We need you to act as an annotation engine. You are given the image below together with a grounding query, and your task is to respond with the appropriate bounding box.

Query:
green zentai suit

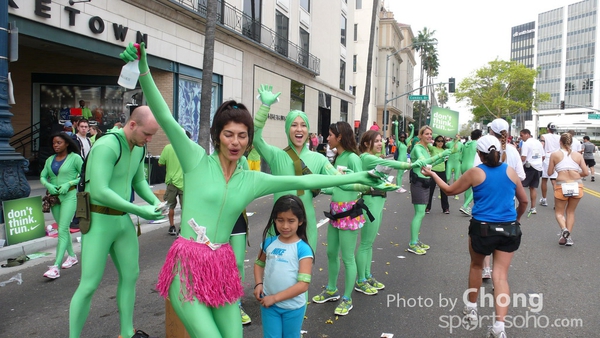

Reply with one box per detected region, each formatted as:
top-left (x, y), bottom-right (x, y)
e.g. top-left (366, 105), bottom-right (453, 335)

top-left (253, 108), bottom-right (367, 253)
top-left (40, 153), bottom-right (82, 267)
top-left (460, 139), bottom-right (478, 209)
top-left (393, 121), bottom-right (414, 182)
top-left (445, 139), bottom-right (464, 183)
top-left (69, 129), bottom-right (163, 338)
top-left (356, 153), bottom-right (413, 283)
top-left (128, 44), bottom-right (382, 338)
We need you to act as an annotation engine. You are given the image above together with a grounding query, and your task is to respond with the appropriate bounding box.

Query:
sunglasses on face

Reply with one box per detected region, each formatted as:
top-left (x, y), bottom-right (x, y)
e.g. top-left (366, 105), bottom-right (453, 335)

top-left (436, 139), bottom-right (444, 142)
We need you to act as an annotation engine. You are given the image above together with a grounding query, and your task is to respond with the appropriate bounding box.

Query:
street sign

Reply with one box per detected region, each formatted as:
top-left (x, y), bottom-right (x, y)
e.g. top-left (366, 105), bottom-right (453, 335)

top-left (409, 95), bottom-right (429, 101)
top-left (588, 113), bottom-right (600, 119)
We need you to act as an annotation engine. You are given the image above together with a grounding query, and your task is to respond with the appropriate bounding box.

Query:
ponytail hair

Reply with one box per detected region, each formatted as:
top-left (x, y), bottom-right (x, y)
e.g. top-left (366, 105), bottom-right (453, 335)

top-left (499, 130), bottom-right (508, 162)
top-left (560, 133), bottom-right (572, 155)
top-left (478, 148), bottom-right (501, 167)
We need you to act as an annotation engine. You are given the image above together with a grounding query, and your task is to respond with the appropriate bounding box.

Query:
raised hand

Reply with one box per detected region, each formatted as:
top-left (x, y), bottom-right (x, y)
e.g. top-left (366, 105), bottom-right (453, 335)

top-left (257, 84), bottom-right (281, 107)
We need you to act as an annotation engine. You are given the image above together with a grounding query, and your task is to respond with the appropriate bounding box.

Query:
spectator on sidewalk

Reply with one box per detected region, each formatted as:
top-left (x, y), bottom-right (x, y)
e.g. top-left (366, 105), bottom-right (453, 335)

top-left (519, 129), bottom-right (544, 215)
top-left (158, 130), bottom-right (191, 235)
top-left (582, 136), bottom-right (596, 181)
top-left (72, 118), bottom-right (92, 160)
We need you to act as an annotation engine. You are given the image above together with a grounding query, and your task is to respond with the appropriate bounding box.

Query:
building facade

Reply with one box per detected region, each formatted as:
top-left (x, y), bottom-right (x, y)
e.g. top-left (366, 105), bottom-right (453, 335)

top-left (8, 0), bottom-right (363, 173)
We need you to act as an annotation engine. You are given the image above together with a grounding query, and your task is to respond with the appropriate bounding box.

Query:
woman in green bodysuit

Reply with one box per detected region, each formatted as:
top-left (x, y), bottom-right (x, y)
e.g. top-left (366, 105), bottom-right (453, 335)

top-left (120, 43), bottom-right (386, 338)
top-left (407, 126), bottom-right (452, 255)
top-left (40, 132), bottom-right (83, 279)
top-left (356, 130), bottom-right (421, 293)
top-left (393, 121), bottom-right (414, 193)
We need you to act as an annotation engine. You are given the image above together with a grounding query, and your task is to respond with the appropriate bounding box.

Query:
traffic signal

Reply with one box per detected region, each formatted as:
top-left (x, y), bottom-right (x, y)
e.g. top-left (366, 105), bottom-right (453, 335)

top-left (560, 100), bottom-right (565, 110)
top-left (448, 78), bottom-right (455, 93)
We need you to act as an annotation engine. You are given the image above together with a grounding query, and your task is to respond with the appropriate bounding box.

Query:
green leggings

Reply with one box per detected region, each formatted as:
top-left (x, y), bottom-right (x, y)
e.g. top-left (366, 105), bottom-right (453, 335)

top-left (168, 276), bottom-right (242, 337)
top-left (410, 204), bottom-right (427, 244)
top-left (229, 234), bottom-right (246, 282)
top-left (462, 187), bottom-right (473, 209)
top-left (356, 196), bottom-right (385, 281)
top-left (69, 213), bottom-right (140, 338)
top-left (326, 224), bottom-right (359, 299)
top-left (51, 191), bottom-right (76, 267)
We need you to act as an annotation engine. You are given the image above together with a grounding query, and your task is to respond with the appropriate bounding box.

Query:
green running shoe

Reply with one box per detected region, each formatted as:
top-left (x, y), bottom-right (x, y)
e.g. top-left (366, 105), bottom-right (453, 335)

top-left (334, 297), bottom-right (353, 316)
top-left (354, 280), bottom-right (378, 295)
top-left (312, 288), bottom-right (340, 303)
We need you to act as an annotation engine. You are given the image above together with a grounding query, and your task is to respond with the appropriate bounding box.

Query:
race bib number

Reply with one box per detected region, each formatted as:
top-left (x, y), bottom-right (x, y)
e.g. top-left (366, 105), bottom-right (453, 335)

top-left (561, 182), bottom-right (579, 197)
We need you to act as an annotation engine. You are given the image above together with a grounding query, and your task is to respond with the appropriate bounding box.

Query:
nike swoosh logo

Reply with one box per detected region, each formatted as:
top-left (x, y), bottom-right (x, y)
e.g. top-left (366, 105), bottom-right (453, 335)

top-left (30, 224), bottom-right (41, 231)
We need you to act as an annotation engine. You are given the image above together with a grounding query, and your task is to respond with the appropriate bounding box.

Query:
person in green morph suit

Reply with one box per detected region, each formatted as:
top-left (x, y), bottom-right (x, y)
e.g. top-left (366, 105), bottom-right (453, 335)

top-left (121, 42), bottom-right (388, 338)
top-left (252, 85), bottom-right (393, 254)
top-left (69, 106), bottom-right (165, 338)
top-left (407, 126), bottom-right (454, 255)
top-left (459, 129), bottom-right (482, 216)
top-left (355, 130), bottom-right (422, 293)
top-left (392, 121), bottom-right (414, 193)
top-left (41, 132), bottom-right (83, 279)
top-left (445, 134), bottom-right (464, 200)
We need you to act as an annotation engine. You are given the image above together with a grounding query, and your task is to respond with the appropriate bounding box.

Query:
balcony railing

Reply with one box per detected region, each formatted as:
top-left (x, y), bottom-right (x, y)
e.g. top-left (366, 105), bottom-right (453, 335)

top-left (170, 0), bottom-right (320, 75)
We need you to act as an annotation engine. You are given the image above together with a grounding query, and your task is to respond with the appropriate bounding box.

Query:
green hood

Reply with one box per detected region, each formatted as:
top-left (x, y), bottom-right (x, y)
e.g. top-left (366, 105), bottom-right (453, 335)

top-left (285, 110), bottom-right (310, 150)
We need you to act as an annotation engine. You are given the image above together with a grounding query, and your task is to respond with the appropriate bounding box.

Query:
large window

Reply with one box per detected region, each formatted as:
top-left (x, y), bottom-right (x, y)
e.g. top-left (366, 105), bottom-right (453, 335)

top-left (340, 59), bottom-right (346, 90)
top-left (243, 0), bottom-right (262, 42)
top-left (340, 100), bottom-right (348, 122)
top-left (276, 10), bottom-right (289, 56)
top-left (300, 0), bottom-right (310, 12)
top-left (299, 28), bottom-right (310, 67)
top-left (291, 80), bottom-right (305, 111)
top-left (340, 15), bottom-right (347, 46)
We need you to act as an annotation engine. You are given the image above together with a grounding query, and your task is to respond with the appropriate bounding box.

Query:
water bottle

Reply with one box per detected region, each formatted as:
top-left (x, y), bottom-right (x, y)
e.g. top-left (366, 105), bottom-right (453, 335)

top-left (118, 59), bottom-right (140, 89)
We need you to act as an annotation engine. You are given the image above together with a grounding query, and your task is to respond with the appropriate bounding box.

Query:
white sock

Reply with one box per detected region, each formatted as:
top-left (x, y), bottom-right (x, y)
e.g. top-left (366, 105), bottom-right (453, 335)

top-left (493, 321), bottom-right (505, 332)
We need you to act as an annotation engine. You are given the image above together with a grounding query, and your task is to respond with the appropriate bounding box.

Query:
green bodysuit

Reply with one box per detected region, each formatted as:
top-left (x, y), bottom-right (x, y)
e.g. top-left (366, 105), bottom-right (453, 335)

top-left (460, 139), bottom-right (478, 209)
top-left (445, 139), bottom-right (464, 183)
top-left (356, 153), bottom-right (413, 282)
top-left (69, 129), bottom-right (163, 338)
top-left (40, 153), bottom-right (82, 267)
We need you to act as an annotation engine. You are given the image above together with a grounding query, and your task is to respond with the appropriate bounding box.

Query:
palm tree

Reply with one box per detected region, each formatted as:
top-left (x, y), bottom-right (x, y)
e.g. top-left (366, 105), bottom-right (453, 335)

top-left (413, 28), bottom-right (438, 127)
top-left (436, 84), bottom-right (448, 108)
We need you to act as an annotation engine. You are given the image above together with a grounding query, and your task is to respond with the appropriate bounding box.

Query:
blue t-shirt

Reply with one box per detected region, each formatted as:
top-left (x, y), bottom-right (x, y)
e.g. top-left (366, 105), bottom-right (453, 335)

top-left (472, 163), bottom-right (517, 223)
top-left (262, 236), bottom-right (313, 310)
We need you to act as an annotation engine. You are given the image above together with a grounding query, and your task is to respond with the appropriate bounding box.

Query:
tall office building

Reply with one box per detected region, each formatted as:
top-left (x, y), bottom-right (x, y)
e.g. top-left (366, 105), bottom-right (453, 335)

top-left (510, 21), bottom-right (536, 128)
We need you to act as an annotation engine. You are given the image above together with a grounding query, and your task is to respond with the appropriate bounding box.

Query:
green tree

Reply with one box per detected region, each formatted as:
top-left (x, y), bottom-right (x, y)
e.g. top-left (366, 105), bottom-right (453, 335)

top-left (413, 27), bottom-right (439, 126)
top-left (412, 101), bottom-right (429, 128)
top-left (455, 60), bottom-right (550, 122)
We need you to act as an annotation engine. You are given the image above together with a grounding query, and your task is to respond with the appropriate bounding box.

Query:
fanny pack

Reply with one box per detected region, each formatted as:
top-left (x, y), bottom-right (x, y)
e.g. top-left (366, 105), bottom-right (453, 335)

top-left (560, 181), bottom-right (579, 197)
top-left (324, 198), bottom-right (375, 222)
top-left (469, 219), bottom-right (522, 238)
top-left (409, 169), bottom-right (431, 188)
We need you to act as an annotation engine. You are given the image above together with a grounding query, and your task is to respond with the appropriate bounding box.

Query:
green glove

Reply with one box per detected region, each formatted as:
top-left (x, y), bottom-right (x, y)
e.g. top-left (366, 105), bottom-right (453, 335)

top-left (57, 183), bottom-right (72, 195)
top-left (409, 124), bottom-right (414, 130)
top-left (441, 149), bottom-right (452, 158)
top-left (257, 84), bottom-right (281, 107)
top-left (120, 42), bottom-right (149, 74)
top-left (372, 182), bottom-right (399, 192)
top-left (46, 184), bottom-right (59, 195)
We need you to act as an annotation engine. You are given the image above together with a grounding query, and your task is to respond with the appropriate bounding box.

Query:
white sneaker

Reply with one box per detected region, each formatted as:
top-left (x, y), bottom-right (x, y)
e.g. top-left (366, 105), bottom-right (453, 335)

top-left (539, 198), bottom-right (548, 206)
top-left (482, 267), bottom-right (492, 279)
top-left (61, 256), bottom-right (78, 269)
top-left (395, 187), bottom-right (407, 193)
top-left (43, 265), bottom-right (60, 279)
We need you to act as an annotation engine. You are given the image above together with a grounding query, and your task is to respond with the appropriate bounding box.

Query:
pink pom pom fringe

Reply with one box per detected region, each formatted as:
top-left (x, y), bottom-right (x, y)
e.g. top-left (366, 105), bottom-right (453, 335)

top-left (157, 237), bottom-right (243, 307)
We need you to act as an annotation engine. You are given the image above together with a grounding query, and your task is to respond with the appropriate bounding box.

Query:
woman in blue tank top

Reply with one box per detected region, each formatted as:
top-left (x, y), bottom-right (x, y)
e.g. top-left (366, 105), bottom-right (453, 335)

top-left (421, 135), bottom-right (528, 338)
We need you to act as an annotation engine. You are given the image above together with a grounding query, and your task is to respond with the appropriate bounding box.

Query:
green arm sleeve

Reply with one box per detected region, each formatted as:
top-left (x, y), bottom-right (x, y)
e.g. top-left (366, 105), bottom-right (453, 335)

top-left (67, 155), bottom-right (84, 187)
top-left (132, 159), bottom-right (160, 206)
top-left (253, 105), bottom-right (283, 165)
top-left (362, 153), bottom-right (412, 170)
top-left (86, 144), bottom-right (145, 215)
top-left (320, 160), bottom-right (369, 192)
top-left (39, 158), bottom-right (51, 187)
top-left (138, 70), bottom-right (199, 174)
top-left (252, 171), bottom-right (374, 197)
top-left (240, 156), bottom-right (249, 170)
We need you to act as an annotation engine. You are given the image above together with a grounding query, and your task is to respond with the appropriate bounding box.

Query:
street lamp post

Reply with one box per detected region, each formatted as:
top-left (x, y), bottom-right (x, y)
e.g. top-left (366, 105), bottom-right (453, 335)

top-left (383, 42), bottom-right (436, 138)
top-left (0, 6), bottom-right (30, 219)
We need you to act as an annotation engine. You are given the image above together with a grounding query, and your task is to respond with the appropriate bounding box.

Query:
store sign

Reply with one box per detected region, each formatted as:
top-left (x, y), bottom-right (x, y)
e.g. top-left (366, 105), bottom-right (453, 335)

top-left (9, 0), bottom-right (149, 46)
top-left (3, 196), bottom-right (46, 246)
top-left (430, 107), bottom-right (459, 137)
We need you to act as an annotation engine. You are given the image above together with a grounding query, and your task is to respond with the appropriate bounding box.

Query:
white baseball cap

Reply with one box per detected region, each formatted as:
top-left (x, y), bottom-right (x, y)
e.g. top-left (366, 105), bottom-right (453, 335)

top-left (490, 118), bottom-right (509, 135)
top-left (477, 135), bottom-right (502, 154)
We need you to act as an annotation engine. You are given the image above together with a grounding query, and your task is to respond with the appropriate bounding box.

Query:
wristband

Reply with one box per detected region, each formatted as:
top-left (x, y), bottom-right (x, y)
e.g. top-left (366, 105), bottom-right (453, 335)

top-left (254, 259), bottom-right (265, 268)
top-left (254, 282), bottom-right (263, 289)
top-left (297, 273), bottom-right (311, 283)
top-left (140, 69), bottom-right (150, 77)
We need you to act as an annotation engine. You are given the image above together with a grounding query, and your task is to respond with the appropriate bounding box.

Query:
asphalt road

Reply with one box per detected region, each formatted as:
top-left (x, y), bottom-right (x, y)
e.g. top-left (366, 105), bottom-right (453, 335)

top-left (1, 173), bottom-right (599, 337)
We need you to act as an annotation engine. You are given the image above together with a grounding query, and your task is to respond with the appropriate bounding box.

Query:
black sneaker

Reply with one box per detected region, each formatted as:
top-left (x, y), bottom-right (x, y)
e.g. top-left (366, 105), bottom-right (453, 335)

top-left (168, 226), bottom-right (177, 236)
top-left (131, 329), bottom-right (156, 338)
top-left (592, 177), bottom-right (595, 182)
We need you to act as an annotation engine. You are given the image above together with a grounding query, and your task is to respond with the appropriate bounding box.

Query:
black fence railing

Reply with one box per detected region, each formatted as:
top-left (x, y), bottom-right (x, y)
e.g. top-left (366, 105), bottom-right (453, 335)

top-left (170, 0), bottom-right (320, 75)
top-left (10, 121), bottom-right (40, 159)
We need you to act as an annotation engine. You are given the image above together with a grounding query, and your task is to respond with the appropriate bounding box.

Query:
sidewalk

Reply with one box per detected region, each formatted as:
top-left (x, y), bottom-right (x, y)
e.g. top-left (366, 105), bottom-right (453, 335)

top-left (0, 179), bottom-right (176, 267)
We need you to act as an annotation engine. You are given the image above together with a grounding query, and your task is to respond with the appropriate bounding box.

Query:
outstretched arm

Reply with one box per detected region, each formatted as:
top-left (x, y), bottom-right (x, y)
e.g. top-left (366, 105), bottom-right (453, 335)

top-left (362, 152), bottom-right (414, 170)
top-left (120, 43), bottom-right (199, 173)
top-left (253, 85), bottom-right (282, 164)
top-left (406, 124), bottom-right (415, 148)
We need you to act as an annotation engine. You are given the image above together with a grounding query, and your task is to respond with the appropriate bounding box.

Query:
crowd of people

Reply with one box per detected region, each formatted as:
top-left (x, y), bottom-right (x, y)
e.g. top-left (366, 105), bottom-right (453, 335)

top-left (36, 42), bottom-right (596, 338)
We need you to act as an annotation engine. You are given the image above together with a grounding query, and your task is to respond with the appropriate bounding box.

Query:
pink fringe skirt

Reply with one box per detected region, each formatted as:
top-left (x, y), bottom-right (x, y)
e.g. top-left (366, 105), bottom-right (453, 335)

top-left (156, 237), bottom-right (243, 307)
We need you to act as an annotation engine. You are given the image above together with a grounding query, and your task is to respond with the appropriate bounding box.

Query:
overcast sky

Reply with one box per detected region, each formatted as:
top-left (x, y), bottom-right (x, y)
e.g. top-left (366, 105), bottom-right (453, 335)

top-left (387, 0), bottom-right (578, 124)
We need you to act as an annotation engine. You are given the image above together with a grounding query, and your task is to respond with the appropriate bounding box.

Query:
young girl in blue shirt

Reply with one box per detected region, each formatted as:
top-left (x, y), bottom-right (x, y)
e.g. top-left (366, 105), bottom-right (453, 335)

top-left (254, 195), bottom-right (314, 338)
